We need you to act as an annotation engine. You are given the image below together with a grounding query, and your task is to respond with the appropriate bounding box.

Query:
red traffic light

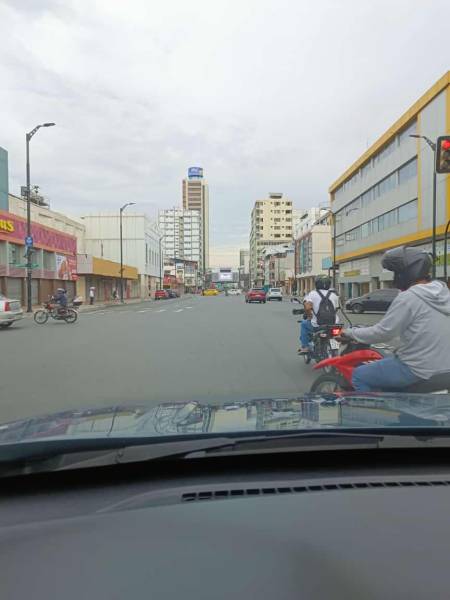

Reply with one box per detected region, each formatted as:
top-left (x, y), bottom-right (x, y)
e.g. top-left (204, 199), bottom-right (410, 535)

top-left (436, 136), bottom-right (450, 174)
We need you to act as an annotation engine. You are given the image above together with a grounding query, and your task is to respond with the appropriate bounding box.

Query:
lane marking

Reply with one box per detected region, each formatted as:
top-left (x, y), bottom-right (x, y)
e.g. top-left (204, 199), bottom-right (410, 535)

top-left (156, 309), bottom-right (166, 313)
top-left (185, 306), bottom-right (193, 309)
top-left (174, 309), bottom-right (183, 313)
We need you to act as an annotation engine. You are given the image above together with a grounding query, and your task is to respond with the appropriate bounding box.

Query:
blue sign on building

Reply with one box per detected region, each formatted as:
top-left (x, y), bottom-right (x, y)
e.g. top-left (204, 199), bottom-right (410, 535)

top-left (188, 167), bottom-right (203, 179)
top-left (322, 256), bottom-right (333, 270)
top-left (0, 147), bottom-right (9, 212)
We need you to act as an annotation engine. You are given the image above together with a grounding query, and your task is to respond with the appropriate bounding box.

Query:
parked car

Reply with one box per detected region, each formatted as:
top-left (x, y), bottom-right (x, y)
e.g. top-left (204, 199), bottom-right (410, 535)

top-left (345, 288), bottom-right (399, 313)
top-left (245, 288), bottom-right (266, 304)
top-left (0, 294), bottom-right (23, 328)
top-left (154, 289), bottom-right (169, 300)
top-left (203, 289), bottom-right (219, 296)
top-left (266, 287), bottom-right (283, 302)
top-left (167, 290), bottom-right (179, 298)
top-left (228, 288), bottom-right (242, 296)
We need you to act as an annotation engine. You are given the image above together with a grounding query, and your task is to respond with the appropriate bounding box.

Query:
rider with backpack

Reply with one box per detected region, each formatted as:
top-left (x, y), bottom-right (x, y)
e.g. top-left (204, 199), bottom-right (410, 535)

top-left (299, 277), bottom-right (339, 354)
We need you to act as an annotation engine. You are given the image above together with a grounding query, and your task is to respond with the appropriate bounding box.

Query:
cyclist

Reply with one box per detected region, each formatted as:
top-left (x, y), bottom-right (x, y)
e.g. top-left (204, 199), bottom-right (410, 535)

top-left (299, 276), bottom-right (340, 354)
top-left (342, 246), bottom-right (450, 391)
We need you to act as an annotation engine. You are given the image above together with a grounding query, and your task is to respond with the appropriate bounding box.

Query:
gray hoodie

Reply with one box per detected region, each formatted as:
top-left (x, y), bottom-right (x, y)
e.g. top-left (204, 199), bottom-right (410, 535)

top-left (347, 281), bottom-right (450, 379)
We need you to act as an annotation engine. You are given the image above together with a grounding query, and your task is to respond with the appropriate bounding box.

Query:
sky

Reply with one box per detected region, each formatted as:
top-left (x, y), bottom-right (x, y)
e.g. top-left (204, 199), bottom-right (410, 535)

top-left (0, 0), bottom-right (449, 267)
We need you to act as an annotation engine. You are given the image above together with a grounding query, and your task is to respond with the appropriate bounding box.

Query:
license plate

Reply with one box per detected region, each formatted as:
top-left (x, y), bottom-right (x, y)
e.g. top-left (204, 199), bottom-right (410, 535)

top-left (10, 302), bottom-right (21, 311)
top-left (330, 339), bottom-right (340, 350)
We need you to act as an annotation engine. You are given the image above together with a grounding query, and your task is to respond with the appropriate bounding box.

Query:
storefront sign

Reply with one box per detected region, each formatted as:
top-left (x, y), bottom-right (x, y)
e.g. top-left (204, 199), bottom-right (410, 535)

top-left (0, 210), bottom-right (76, 254)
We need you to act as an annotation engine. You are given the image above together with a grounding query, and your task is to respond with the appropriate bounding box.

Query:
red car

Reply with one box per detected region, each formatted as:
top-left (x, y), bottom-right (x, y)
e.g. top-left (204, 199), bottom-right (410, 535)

top-left (154, 290), bottom-right (169, 300)
top-left (245, 288), bottom-right (266, 304)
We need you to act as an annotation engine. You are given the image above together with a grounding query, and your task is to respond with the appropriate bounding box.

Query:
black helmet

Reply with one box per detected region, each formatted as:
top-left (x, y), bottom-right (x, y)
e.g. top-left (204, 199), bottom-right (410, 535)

top-left (381, 246), bottom-right (432, 290)
top-left (315, 276), bottom-right (331, 291)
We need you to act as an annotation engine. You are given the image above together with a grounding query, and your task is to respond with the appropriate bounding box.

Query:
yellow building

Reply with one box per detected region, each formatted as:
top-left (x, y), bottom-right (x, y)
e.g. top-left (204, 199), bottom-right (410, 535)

top-left (329, 72), bottom-right (450, 299)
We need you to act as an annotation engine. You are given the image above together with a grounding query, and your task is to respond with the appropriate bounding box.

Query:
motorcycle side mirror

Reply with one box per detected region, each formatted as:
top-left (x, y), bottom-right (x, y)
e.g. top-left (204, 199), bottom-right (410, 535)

top-left (292, 308), bottom-right (304, 315)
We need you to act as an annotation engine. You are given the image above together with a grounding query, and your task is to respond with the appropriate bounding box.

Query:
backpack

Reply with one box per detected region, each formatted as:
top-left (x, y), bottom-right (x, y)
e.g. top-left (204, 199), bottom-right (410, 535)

top-left (315, 290), bottom-right (336, 325)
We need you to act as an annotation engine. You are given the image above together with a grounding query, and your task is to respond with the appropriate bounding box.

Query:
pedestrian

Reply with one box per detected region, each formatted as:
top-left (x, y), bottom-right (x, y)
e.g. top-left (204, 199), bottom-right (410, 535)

top-left (89, 286), bottom-right (95, 305)
top-left (112, 288), bottom-right (118, 301)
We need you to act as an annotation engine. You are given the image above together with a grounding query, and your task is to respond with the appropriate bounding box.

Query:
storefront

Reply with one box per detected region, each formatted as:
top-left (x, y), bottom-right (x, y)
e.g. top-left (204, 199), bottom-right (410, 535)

top-left (0, 210), bottom-right (78, 305)
top-left (77, 254), bottom-right (139, 301)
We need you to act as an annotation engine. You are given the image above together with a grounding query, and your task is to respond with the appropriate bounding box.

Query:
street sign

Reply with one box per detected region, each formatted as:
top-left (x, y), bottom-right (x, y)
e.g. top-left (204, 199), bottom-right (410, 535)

top-left (25, 236), bottom-right (33, 247)
top-left (13, 263), bottom-right (39, 269)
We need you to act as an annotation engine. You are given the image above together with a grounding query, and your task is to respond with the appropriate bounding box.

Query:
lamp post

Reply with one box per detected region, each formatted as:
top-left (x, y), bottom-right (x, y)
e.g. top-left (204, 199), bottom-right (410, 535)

top-left (410, 134), bottom-right (437, 278)
top-left (158, 234), bottom-right (164, 290)
top-left (119, 202), bottom-right (135, 303)
top-left (25, 122), bottom-right (55, 312)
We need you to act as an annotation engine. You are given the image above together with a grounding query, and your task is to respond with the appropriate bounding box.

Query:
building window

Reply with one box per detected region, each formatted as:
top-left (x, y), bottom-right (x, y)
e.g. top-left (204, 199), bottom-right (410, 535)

top-left (398, 199), bottom-right (418, 223)
top-left (398, 158), bottom-right (417, 185)
top-left (398, 120), bottom-right (417, 146)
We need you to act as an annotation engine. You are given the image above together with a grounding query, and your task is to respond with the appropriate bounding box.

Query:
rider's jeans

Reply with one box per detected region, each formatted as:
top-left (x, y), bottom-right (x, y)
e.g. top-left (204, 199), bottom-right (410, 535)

top-left (300, 319), bottom-right (319, 348)
top-left (352, 356), bottom-right (423, 392)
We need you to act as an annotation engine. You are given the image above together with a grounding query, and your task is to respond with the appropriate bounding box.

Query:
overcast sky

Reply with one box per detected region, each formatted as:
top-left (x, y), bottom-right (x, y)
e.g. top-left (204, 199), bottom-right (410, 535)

top-left (1, 0), bottom-right (448, 266)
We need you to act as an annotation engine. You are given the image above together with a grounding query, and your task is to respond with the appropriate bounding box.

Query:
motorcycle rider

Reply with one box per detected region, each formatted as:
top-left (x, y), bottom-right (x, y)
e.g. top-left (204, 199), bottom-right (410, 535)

top-left (299, 276), bottom-right (340, 354)
top-left (52, 288), bottom-right (68, 314)
top-left (342, 246), bottom-right (450, 391)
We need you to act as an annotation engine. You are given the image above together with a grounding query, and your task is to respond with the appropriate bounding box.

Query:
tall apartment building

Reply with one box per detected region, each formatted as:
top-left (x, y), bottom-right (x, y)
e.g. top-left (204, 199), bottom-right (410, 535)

top-left (182, 167), bottom-right (209, 272)
top-left (249, 193), bottom-right (294, 285)
top-left (159, 208), bottom-right (201, 265)
top-left (330, 71), bottom-right (450, 300)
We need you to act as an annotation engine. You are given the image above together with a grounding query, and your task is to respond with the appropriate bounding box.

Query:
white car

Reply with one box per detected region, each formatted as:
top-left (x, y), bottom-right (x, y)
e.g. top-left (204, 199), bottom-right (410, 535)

top-left (266, 288), bottom-right (283, 301)
top-left (0, 294), bottom-right (24, 328)
top-left (228, 288), bottom-right (242, 295)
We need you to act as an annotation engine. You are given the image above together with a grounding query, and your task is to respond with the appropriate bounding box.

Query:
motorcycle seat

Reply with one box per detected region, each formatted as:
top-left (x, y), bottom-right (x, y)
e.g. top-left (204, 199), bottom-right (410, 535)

top-left (404, 372), bottom-right (450, 393)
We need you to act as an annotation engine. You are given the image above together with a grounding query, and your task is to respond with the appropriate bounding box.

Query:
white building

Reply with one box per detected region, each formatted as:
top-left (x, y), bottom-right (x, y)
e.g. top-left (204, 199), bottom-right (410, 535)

top-left (81, 212), bottom-right (162, 298)
top-left (295, 209), bottom-right (332, 295)
top-left (262, 243), bottom-right (295, 293)
top-left (159, 208), bottom-right (201, 266)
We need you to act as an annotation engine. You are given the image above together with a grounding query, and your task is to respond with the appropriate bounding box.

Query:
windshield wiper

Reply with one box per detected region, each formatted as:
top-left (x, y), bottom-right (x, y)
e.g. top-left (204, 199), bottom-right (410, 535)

top-left (2, 429), bottom-right (450, 477)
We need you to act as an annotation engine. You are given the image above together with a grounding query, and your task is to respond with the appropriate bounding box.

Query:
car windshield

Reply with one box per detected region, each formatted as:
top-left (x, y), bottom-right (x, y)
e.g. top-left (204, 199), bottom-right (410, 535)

top-left (1, 2), bottom-right (450, 457)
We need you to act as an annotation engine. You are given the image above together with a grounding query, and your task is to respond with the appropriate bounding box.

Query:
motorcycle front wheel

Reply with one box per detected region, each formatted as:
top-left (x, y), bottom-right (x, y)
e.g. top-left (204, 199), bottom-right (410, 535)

top-left (63, 309), bottom-right (78, 324)
top-left (34, 310), bottom-right (49, 324)
top-left (310, 373), bottom-right (350, 393)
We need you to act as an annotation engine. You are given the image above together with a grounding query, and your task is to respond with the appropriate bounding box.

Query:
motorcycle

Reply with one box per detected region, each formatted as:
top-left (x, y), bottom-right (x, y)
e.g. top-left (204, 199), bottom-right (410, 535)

top-left (310, 337), bottom-right (450, 395)
top-left (34, 301), bottom-right (78, 325)
top-left (293, 305), bottom-right (342, 366)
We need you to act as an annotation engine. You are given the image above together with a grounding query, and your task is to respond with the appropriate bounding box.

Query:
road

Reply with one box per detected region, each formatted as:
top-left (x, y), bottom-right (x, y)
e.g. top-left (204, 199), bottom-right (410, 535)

top-left (0, 295), bottom-right (380, 423)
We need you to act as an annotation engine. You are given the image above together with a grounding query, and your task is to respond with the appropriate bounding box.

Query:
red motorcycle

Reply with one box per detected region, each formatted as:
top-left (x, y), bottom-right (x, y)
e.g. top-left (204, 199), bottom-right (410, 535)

top-left (310, 338), bottom-right (450, 394)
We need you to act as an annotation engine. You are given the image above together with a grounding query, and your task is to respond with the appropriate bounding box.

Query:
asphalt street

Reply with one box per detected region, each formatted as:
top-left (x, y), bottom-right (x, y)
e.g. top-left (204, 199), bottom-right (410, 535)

top-left (0, 295), bottom-right (380, 423)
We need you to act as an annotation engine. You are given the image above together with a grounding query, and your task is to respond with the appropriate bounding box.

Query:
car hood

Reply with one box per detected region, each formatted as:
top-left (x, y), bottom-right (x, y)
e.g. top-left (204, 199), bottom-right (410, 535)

top-left (1, 394), bottom-right (450, 444)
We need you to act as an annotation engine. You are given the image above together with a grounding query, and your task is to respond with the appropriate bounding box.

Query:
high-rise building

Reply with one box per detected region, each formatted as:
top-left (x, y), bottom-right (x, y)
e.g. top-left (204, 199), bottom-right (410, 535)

top-left (159, 207), bottom-right (201, 266)
top-left (182, 167), bottom-right (209, 272)
top-left (239, 249), bottom-right (250, 273)
top-left (249, 193), bottom-right (294, 285)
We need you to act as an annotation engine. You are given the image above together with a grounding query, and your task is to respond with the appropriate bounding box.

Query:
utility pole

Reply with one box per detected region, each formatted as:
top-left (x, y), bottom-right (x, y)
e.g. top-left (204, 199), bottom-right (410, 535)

top-left (25, 123), bottom-right (55, 312)
top-left (119, 202), bottom-right (135, 303)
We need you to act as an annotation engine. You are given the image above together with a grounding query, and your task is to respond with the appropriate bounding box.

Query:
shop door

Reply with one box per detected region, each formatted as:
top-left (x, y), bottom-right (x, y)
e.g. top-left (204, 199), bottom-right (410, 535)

top-left (6, 278), bottom-right (23, 303)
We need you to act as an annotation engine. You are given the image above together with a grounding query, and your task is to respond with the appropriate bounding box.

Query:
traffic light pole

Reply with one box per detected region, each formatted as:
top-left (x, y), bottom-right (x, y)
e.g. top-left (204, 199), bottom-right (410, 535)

top-left (332, 211), bottom-right (336, 290)
top-left (431, 164), bottom-right (437, 279)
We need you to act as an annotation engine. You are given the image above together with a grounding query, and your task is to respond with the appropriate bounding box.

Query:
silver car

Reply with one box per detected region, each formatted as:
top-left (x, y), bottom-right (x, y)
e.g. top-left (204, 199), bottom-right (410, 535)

top-left (266, 287), bottom-right (283, 301)
top-left (0, 294), bottom-right (24, 328)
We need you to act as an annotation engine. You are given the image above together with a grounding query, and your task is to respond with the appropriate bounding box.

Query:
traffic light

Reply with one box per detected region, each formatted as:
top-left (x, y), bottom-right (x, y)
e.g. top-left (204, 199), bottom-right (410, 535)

top-left (436, 136), bottom-right (450, 173)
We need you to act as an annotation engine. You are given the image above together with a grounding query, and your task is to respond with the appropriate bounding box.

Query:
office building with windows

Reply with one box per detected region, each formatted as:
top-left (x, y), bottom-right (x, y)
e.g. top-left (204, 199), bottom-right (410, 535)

top-left (182, 168), bottom-right (209, 272)
top-left (249, 193), bottom-right (294, 286)
top-left (330, 71), bottom-right (450, 299)
top-left (159, 208), bottom-right (201, 266)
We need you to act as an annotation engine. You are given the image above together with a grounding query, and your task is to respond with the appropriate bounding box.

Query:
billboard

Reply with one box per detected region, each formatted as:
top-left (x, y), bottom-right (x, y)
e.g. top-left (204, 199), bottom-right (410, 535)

top-left (188, 167), bottom-right (203, 178)
top-left (219, 269), bottom-right (233, 282)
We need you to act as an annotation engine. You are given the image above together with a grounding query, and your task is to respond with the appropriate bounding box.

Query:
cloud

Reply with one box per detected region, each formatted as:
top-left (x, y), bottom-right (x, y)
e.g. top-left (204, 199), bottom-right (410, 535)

top-left (1, 0), bottom-right (448, 261)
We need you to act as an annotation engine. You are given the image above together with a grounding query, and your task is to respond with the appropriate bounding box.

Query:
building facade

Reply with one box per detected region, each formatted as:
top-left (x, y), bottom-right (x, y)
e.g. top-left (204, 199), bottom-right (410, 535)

top-left (262, 244), bottom-right (295, 293)
top-left (0, 147), bottom-right (8, 212)
top-left (81, 212), bottom-right (162, 298)
top-left (182, 168), bottom-right (209, 272)
top-left (159, 207), bottom-right (201, 266)
top-left (330, 71), bottom-right (450, 300)
top-left (294, 210), bottom-right (332, 295)
top-left (249, 193), bottom-right (294, 286)
top-left (239, 248), bottom-right (250, 289)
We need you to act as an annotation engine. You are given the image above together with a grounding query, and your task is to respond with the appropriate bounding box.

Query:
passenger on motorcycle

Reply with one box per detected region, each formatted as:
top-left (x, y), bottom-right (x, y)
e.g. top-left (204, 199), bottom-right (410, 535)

top-left (342, 246), bottom-right (450, 392)
top-left (299, 277), bottom-right (340, 354)
top-left (52, 288), bottom-right (68, 314)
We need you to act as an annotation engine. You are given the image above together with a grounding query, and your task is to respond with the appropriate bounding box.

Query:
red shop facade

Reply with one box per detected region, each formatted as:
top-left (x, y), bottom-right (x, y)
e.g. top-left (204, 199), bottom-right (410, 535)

top-left (0, 210), bottom-right (78, 306)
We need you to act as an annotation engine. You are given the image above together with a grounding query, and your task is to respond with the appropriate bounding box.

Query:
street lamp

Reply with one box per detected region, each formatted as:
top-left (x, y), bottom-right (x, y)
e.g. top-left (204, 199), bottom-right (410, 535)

top-left (25, 122), bottom-right (55, 312)
top-left (410, 134), bottom-right (437, 278)
top-left (119, 202), bottom-right (135, 303)
top-left (158, 234), bottom-right (164, 290)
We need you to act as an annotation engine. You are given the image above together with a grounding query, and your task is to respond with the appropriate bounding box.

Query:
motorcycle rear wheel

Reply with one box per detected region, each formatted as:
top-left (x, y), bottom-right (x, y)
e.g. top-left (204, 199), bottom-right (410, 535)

top-left (310, 373), bottom-right (350, 393)
top-left (64, 309), bottom-right (78, 324)
top-left (34, 310), bottom-right (49, 324)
